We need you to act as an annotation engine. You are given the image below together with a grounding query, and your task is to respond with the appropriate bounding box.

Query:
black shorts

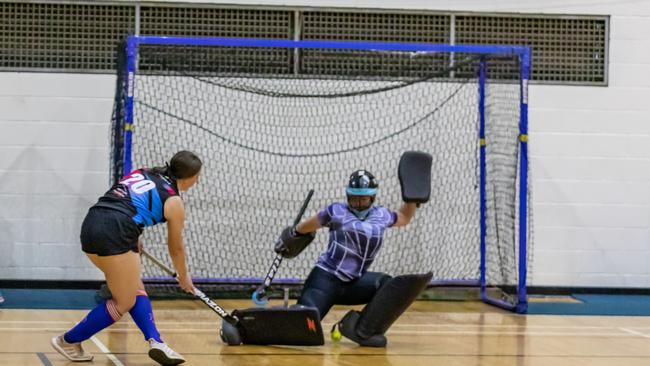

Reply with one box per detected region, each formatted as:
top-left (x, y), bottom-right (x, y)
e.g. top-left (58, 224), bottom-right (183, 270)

top-left (80, 207), bottom-right (143, 256)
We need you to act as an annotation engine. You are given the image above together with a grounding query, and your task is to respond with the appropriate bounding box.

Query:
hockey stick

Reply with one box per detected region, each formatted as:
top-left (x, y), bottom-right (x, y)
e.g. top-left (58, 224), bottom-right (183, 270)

top-left (251, 189), bottom-right (314, 306)
top-left (141, 248), bottom-right (239, 325)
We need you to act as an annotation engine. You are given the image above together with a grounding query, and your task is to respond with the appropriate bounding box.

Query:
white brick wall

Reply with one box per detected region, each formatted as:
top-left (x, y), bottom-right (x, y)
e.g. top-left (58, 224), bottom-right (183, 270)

top-left (1, 0), bottom-right (649, 287)
top-left (0, 73), bottom-right (115, 281)
top-left (520, 1), bottom-right (649, 287)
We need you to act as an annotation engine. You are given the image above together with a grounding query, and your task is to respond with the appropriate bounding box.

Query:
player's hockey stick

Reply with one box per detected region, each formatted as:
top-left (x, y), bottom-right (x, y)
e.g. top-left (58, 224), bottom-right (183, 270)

top-left (251, 189), bottom-right (314, 306)
top-left (141, 248), bottom-right (239, 325)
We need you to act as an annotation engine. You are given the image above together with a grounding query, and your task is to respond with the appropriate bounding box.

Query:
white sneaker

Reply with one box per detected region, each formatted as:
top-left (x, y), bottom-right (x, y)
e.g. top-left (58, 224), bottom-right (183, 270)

top-left (148, 339), bottom-right (185, 366)
top-left (51, 335), bottom-right (93, 362)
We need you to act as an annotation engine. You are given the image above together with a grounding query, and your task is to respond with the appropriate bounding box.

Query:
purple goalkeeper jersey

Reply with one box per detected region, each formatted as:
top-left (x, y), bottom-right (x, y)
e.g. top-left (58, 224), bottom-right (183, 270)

top-left (316, 202), bottom-right (398, 282)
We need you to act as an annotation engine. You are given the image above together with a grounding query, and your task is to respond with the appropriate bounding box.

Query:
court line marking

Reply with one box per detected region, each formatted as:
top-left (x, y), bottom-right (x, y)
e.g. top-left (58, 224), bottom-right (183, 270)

top-left (3, 319), bottom-right (648, 330)
top-left (6, 321), bottom-right (650, 339)
top-left (619, 327), bottom-right (650, 338)
top-left (0, 327), bottom-right (644, 338)
top-left (36, 352), bottom-right (53, 366)
top-left (4, 351), bottom-right (650, 358)
top-left (90, 336), bottom-right (125, 366)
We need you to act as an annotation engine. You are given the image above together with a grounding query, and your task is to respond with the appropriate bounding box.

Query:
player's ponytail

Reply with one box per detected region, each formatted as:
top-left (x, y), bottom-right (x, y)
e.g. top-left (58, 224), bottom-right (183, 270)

top-left (147, 151), bottom-right (202, 179)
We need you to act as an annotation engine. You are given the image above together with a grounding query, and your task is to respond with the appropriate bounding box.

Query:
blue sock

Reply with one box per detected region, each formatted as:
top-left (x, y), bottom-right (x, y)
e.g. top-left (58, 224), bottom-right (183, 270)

top-left (129, 291), bottom-right (162, 342)
top-left (64, 300), bottom-right (122, 343)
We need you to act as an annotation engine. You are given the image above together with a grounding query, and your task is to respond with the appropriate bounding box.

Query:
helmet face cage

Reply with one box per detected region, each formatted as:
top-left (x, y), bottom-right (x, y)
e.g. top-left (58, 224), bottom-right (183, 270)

top-left (346, 170), bottom-right (378, 212)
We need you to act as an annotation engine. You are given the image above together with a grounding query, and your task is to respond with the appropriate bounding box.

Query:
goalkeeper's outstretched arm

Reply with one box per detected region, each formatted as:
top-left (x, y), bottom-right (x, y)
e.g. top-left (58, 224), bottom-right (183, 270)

top-left (295, 214), bottom-right (322, 234)
top-left (393, 202), bottom-right (417, 228)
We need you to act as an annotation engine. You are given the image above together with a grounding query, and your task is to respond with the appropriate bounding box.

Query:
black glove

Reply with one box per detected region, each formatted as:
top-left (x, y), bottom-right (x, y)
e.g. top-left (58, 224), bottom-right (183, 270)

top-left (274, 226), bottom-right (315, 259)
top-left (398, 151), bottom-right (432, 204)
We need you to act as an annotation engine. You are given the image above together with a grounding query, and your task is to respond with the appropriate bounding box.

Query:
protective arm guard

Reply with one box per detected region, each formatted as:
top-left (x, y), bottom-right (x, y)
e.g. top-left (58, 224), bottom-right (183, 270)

top-left (274, 226), bottom-right (315, 259)
top-left (398, 151), bottom-right (432, 204)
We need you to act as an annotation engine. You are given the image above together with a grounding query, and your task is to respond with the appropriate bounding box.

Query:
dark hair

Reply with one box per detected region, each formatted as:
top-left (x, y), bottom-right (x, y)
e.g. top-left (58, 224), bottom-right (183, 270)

top-left (149, 150), bottom-right (202, 179)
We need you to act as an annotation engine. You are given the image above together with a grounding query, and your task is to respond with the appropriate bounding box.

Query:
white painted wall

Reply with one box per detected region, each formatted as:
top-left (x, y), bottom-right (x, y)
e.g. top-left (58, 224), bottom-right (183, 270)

top-left (0, 74), bottom-right (115, 280)
top-left (1, 0), bottom-right (648, 287)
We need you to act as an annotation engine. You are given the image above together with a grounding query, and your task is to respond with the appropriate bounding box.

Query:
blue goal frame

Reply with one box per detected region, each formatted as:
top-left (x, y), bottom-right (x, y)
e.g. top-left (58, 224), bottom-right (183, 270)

top-left (121, 35), bottom-right (531, 314)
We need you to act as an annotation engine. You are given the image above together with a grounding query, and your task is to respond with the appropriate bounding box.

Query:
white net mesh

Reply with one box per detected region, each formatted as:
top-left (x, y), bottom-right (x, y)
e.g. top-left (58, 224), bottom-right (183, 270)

top-left (113, 43), bottom-right (532, 301)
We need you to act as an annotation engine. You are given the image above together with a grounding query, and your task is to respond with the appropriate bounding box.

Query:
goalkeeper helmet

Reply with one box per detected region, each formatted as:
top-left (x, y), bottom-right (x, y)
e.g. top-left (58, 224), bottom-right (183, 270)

top-left (346, 170), bottom-right (378, 196)
top-left (346, 170), bottom-right (378, 219)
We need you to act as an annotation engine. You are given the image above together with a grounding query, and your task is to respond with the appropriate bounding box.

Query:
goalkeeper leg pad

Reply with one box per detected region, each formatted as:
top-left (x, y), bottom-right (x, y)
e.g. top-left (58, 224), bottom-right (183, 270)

top-left (356, 272), bottom-right (433, 338)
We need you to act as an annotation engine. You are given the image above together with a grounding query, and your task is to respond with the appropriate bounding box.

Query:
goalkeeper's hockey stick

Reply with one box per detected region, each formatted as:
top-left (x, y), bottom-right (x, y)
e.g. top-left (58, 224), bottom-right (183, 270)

top-left (251, 189), bottom-right (314, 306)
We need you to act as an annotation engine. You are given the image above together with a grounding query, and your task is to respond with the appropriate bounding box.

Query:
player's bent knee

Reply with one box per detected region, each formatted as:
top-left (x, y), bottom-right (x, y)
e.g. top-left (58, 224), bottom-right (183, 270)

top-left (112, 295), bottom-right (137, 315)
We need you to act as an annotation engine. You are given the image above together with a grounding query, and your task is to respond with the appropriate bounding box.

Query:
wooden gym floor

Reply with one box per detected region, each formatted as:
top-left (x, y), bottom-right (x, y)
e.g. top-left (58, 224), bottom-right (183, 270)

top-left (2, 299), bottom-right (650, 366)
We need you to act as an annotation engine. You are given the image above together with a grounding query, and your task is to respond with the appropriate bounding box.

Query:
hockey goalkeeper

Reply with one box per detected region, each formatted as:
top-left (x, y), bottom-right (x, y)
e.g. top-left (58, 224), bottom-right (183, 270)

top-left (273, 151), bottom-right (434, 347)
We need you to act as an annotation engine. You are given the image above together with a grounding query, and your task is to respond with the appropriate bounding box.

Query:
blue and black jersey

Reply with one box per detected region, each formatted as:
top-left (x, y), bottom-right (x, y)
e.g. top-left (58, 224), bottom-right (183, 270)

top-left (93, 169), bottom-right (179, 228)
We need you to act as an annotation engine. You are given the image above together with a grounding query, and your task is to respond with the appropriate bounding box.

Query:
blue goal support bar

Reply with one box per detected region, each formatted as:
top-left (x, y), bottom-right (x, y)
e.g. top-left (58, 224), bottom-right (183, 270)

top-left (121, 35), bottom-right (531, 313)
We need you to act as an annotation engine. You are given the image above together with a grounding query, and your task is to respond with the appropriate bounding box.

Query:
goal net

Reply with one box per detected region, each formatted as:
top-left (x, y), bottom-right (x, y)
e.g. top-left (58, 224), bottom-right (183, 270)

top-left (111, 37), bottom-right (532, 312)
